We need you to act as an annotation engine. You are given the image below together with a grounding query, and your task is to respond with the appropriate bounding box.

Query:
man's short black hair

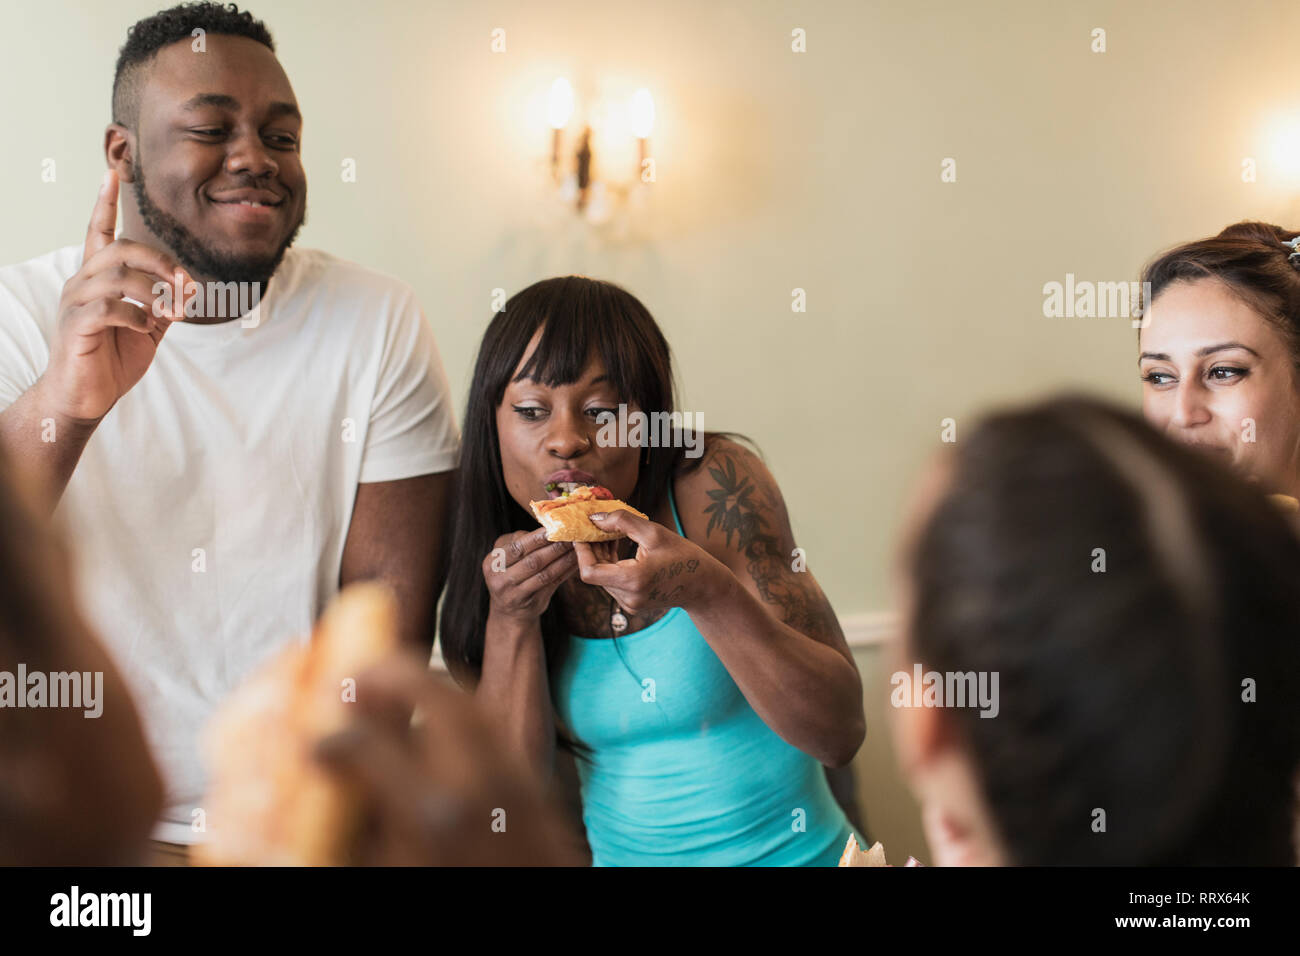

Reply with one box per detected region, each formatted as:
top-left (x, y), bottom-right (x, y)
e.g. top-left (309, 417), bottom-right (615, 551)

top-left (112, 2), bottom-right (275, 128)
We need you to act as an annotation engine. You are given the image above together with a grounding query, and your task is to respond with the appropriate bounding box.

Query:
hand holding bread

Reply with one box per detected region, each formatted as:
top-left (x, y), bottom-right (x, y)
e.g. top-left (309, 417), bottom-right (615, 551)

top-left (569, 504), bottom-right (731, 617)
top-left (481, 526), bottom-right (580, 622)
top-left (310, 653), bottom-right (585, 866)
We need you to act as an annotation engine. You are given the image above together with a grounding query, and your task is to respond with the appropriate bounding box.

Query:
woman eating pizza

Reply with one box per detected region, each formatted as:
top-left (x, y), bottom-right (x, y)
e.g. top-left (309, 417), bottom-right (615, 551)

top-left (438, 276), bottom-right (865, 866)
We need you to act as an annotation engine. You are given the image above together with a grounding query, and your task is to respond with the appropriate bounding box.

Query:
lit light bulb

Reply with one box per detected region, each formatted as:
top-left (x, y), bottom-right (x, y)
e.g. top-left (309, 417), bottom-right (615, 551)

top-left (548, 78), bottom-right (575, 130)
top-left (1262, 109), bottom-right (1300, 186)
top-left (629, 88), bottom-right (655, 139)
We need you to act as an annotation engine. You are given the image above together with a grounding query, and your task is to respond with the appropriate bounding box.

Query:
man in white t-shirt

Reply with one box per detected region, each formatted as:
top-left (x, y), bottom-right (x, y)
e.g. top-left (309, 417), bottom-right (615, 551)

top-left (0, 5), bottom-right (459, 852)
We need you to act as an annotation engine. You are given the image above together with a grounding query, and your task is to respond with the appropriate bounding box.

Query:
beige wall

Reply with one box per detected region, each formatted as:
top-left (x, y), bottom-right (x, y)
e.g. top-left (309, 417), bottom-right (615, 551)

top-left (6, 0), bottom-right (1300, 862)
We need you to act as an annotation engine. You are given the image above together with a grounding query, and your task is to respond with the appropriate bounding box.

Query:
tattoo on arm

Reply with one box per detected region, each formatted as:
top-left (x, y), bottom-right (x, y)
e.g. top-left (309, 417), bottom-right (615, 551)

top-left (646, 559), bottom-right (698, 603)
top-left (702, 452), bottom-right (836, 641)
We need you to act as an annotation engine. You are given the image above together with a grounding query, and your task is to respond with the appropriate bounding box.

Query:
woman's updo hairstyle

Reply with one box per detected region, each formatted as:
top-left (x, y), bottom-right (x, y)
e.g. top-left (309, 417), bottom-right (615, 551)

top-left (1140, 221), bottom-right (1300, 368)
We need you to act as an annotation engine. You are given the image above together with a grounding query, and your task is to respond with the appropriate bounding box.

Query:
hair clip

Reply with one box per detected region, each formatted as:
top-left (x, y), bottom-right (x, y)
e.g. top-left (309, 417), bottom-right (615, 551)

top-left (1286, 236), bottom-right (1300, 263)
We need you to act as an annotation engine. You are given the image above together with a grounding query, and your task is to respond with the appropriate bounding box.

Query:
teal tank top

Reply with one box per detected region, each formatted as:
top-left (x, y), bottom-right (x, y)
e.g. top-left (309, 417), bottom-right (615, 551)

top-left (551, 485), bottom-right (857, 866)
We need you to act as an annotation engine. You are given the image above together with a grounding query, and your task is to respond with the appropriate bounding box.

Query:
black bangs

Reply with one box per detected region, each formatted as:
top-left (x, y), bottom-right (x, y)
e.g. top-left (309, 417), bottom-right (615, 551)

top-left (507, 277), bottom-right (672, 415)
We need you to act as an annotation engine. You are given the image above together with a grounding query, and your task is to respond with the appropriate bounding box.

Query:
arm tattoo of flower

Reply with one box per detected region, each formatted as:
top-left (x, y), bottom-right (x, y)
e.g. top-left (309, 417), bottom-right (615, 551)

top-left (702, 452), bottom-right (834, 641)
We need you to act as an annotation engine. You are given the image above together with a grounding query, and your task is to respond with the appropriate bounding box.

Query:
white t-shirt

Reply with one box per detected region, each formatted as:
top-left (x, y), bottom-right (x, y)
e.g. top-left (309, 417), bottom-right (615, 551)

top-left (0, 246), bottom-right (460, 843)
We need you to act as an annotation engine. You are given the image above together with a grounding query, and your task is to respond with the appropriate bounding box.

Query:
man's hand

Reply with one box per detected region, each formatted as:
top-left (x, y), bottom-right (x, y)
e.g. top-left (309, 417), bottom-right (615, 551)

top-left (41, 169), bottom-right (193, 424)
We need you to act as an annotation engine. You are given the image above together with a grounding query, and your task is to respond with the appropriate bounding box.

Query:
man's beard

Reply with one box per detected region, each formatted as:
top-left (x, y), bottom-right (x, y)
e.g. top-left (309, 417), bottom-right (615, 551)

top-left (133, 164), bottom-right (305, 287)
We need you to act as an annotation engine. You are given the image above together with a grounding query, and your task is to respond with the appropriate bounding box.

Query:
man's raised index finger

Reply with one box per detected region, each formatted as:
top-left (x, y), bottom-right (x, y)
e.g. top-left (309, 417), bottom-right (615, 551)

top-left (84, 169), bottom-right (119, 260)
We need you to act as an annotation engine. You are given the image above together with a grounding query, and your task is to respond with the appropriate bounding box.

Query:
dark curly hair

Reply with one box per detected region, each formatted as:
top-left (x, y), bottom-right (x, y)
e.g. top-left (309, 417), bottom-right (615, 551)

top-left (112, 3), bottom-right (275, 128)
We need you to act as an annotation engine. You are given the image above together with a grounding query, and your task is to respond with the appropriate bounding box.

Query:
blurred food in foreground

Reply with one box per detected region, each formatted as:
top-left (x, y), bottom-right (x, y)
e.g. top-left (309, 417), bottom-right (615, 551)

top-left (197, 582), bottom-right (582, 866)
top-left (311, 654), bottom-right (586, 866)
top-left (196, 582), bottom-right (399, 865)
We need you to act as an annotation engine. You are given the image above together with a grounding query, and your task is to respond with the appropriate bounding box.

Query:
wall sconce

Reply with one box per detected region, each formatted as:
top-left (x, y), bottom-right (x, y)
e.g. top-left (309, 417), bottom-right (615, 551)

top-left (546, 77), bottom-right (655, 225)
top-left (548, 77), bottom-right (575, 178)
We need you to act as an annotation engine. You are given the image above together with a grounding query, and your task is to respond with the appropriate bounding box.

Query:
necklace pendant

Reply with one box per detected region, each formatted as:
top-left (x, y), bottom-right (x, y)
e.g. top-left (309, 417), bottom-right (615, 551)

top-left (610, 609), bottom-right (629, 633)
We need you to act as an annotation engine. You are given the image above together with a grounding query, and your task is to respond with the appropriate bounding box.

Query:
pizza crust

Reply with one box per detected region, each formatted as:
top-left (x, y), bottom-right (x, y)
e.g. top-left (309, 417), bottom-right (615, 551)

top-left (528, 497), bottom-right (648, 542)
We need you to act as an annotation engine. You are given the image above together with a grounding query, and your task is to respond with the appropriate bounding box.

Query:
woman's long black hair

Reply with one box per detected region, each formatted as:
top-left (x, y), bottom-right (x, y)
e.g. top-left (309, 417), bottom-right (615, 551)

top-left (438, 276), bottom-right (710, 701)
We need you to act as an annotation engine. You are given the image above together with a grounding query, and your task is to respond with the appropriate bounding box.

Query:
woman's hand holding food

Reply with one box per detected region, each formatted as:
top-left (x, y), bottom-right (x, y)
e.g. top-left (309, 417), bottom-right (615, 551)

top-left (573, 509), bottom-right (734, 614)
top-left (481, 527), bottom-right (579, 622)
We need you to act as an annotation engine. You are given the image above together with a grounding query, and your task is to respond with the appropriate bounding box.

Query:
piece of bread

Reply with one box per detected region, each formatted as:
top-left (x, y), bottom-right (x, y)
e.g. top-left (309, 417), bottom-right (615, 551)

top-left (838, 833), bottom-right (889, 867)
top-left (529, 495), bottom-right (648, 542)
top-left (194, 582), bottom-right (399, 866)
top-left (837, 833), bottom-right (923, 867)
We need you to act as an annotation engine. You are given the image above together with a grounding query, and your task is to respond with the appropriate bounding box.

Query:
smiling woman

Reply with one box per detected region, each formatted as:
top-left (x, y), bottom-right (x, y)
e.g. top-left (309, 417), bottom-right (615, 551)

top-left (1138, 222), bottom-right (1300, 501)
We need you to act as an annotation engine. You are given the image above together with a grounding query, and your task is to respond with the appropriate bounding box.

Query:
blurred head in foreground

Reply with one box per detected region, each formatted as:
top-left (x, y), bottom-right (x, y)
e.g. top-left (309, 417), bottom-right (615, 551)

top-left (891, 395), bottom-right (1300, 865)
top-left (0, 458), bottom-right (162, 863)
top-left (1139, 222), bottom-right (1300, 499)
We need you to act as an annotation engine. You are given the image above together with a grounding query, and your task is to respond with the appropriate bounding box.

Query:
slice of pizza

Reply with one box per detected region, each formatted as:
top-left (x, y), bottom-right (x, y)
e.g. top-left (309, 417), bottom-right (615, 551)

top-left (529, 485), bottom-right (647, 542)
